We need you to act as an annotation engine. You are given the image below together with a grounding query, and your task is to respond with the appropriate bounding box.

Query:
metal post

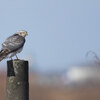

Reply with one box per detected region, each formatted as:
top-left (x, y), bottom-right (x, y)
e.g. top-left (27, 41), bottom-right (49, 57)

top-left (6, 60), bottom-right (29, 100)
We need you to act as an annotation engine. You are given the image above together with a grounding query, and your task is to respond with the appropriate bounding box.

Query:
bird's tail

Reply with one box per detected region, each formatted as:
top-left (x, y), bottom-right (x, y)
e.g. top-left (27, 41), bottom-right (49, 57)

top-left (0, 49), bottom-right (9, 61)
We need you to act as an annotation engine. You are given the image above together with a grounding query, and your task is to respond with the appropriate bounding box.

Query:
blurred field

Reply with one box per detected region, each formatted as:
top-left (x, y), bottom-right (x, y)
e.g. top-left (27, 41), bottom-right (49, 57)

top-left (30, 85), bottom-right (100, 100)
top-left (0, 71), bottom-right (100, 100)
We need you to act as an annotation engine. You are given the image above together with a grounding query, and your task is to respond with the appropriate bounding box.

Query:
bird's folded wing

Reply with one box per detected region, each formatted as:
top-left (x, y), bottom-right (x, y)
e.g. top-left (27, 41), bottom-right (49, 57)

top-left (2, 34), bottom-right (25, 52)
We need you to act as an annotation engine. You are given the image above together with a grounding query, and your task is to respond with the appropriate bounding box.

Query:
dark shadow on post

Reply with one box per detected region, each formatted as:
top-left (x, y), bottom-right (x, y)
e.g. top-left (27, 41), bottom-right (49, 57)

top-left (7, 60), bottom-right (15, 76)
top-left (6, 60), bottom-right (29, 100)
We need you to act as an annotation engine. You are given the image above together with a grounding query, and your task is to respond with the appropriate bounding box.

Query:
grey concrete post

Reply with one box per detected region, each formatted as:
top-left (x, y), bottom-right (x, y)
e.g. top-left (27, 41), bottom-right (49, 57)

top-left (6, 60), bottom-right (29, 100)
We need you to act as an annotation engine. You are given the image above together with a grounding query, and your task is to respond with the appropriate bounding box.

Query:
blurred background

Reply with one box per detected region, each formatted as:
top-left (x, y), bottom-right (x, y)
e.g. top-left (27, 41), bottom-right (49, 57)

top-left (0, 0), bottom-right (100, 100)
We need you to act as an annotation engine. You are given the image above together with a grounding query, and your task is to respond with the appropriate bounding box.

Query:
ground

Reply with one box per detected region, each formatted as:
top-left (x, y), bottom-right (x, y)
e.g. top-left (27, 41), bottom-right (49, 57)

top-left (0, 72), bottom-right (100, 100)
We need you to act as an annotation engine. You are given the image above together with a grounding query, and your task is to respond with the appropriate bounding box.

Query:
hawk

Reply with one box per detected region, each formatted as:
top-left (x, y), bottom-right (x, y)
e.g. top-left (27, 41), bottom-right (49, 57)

top-left (0, 30), bottom-right (28, 61)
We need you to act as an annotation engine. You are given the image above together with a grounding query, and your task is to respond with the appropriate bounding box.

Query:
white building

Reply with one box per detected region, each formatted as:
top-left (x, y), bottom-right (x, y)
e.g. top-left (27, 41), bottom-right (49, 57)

top-left (62, 65), bottom-right (100, 86)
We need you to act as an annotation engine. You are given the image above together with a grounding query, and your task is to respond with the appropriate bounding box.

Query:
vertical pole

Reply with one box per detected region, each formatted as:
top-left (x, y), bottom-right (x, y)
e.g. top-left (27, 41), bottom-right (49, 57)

top-left (6, 60), bottom-right (29, 100)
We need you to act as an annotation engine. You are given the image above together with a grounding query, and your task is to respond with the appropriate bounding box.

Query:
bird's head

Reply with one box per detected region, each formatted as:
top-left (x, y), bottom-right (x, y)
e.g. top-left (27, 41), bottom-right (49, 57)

top-left (16, 30), bottom-right (28, 37)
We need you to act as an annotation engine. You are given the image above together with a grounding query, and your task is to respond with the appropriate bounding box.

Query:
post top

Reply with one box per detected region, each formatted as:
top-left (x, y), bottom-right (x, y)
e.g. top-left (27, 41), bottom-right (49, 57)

top-left (7, 59), bottom-right (28, 63)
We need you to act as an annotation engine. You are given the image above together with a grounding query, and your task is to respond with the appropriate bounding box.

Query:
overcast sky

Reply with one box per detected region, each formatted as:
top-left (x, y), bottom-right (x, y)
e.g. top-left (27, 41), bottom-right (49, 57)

top-left (0, 0), bottom-right (100, 72)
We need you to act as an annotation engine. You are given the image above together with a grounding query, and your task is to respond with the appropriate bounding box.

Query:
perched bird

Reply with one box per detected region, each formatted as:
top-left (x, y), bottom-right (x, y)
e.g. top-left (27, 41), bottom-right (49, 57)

top-left (0, 30), bottom-right (28, 61)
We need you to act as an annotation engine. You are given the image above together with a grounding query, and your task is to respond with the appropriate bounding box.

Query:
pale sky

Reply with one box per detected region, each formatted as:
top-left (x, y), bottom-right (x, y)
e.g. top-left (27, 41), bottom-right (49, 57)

top-left (0, 0), bottom-right (100, 72)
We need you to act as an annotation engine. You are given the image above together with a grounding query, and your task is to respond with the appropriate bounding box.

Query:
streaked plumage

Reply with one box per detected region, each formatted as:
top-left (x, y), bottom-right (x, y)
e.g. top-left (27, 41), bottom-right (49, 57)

top-left (0, 30), bottom-right (28, 61)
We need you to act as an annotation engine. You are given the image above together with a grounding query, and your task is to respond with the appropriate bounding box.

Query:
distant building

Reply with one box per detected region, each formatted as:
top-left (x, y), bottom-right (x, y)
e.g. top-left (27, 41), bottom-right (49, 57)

top-left (62, 64), bottom-right (100, 87)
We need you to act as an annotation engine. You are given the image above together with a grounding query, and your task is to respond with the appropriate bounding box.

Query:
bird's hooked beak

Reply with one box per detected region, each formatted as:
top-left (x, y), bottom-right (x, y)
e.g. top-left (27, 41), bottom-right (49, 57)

top-left (26, 32), bottom-right (28, 36)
